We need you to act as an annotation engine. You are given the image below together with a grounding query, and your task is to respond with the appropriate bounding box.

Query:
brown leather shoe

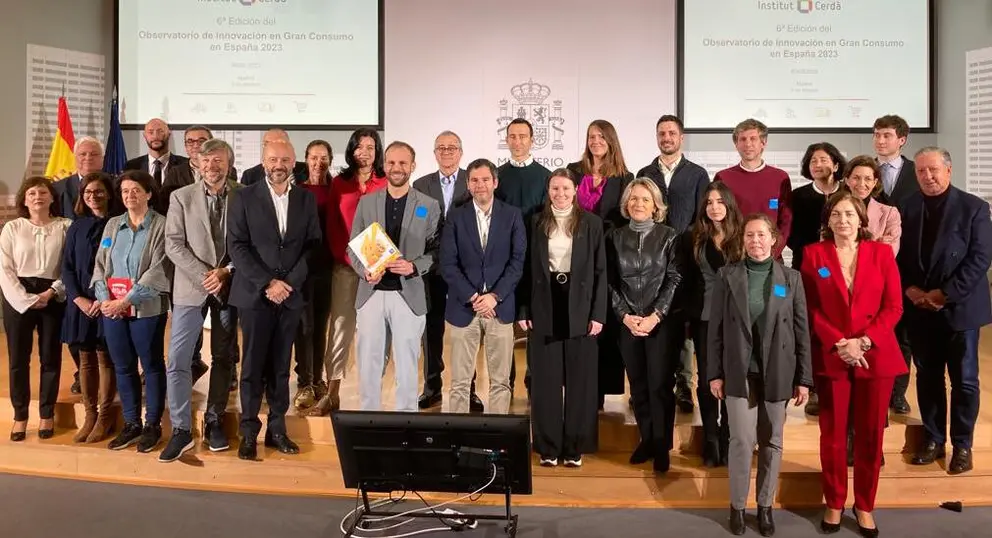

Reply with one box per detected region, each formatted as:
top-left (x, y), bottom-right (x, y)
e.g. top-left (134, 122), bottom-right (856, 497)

top-left (306, 380), bottom-right (341, 416)
top-left (73, 350), bottom-right (99, 443)
top-left (293, 385), bottom-right (316, 409)
top-left (86, 349), bottom-right (118, 443)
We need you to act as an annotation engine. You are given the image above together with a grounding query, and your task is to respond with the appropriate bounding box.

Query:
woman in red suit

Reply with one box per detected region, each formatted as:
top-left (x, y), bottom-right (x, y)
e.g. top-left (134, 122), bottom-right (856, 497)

top-left (800, 191), bottom-right (905, 537)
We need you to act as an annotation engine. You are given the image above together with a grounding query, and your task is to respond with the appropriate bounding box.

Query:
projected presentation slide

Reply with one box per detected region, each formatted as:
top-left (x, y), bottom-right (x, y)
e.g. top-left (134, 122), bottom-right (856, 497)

top-left (681, 0), bottom-right (931, 130)
top-left (117, 0), bottom-right (381, 127)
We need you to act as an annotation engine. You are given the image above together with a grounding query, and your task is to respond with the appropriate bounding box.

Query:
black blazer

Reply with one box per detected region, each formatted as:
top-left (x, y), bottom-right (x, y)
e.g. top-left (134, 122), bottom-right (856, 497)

top-left (707, 260), bottom-right (814, 402)
top-left (885, 155), bottom-right (919, 210)
top-left (636, 156), bottom-right (710, 234)
top-left (897, 186), bottom-right (992, 331)
top-left (53, 174), bottom-right (81, 220)
top-left (517, 212), bottom-right (607, 338)
top-left (226, 182), bottom-right (322, 311)
top-left (565, 162), bottom-right (633, 232)
top-left (413, 169), bottom-right (471, 217)
top-left (240, 162), bottom-right (309, 185)
top-left (124, 153), bottom-right (189, 182)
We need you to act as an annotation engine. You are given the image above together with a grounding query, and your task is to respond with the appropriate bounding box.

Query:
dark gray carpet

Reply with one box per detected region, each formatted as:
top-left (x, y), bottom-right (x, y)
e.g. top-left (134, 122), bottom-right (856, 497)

top-left (0, 473), bottom-right (989, 537)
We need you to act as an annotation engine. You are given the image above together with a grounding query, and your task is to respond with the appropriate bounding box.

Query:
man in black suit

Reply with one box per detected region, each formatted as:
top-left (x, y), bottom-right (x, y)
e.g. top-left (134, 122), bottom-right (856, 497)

top-left (240, 128), bottom-right (308, 185)
top-left (123, 118), bottom-right (188, 193)
top-left (873, 114), bottom-right (920, 415)
top-left (411, 130), bottom-right (483, 411)
top-left (160, 126), bottom-right (239, 213)
top-left (636, 114), bottom-right (710, 414)
top-left (227, 139), bottom-right (321, 461)
top-left (899, 147), bottom-right (992, 475)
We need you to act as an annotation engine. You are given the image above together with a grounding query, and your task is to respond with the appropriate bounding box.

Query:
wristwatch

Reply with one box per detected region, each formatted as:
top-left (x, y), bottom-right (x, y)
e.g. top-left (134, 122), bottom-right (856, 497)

top-left (859, 336), bottom-right (872, 352)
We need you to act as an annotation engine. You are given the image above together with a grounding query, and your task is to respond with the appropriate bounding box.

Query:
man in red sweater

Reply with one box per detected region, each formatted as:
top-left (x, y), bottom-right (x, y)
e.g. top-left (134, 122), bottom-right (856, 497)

top-left (713, 119), bottom-right (792, 257)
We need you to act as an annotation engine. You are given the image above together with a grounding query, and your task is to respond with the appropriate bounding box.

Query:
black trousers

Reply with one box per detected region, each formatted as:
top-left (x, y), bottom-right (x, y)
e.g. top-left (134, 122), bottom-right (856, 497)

top-left (529, 280), bottom-right (599, 458)
top-left (294, 270), bottom-right (333, 387)
top-left (690, 319), bottom-right (729, 450)
top-left (4, 292), bottom-right (65, 422)
top-left (619, 320), bottom-right (679, 456)
top-left (891, 317), bottom-right (914, 401)
top-left (239, 305), bottom-right (302, 439)
top-left (422, 272), bottom-right (447, 392)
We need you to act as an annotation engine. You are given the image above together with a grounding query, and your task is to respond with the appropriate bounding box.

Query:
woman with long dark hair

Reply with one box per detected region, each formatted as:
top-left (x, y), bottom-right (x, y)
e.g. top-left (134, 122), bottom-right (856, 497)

top-left (678, 181), bottom-right (744, 467)
top-left (567, 119), bottom-right (634, 409)
top-left (517, 168), bottom-right (607, 467)
top-left (2, 177), bottom-right (71, 441)
top-left (62, 172), bottom-right (120, 443)
top-left (314, 128), bottom-right (387, 415)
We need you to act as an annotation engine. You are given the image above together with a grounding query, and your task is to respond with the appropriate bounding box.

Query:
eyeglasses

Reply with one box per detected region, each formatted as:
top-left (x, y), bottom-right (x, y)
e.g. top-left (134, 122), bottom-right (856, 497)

top-left (185, 138), bottom-right (208, 146)
top-left (434, 146), bottom-right (461, 154)
top-left (82, 190), bottom-right (107, 198)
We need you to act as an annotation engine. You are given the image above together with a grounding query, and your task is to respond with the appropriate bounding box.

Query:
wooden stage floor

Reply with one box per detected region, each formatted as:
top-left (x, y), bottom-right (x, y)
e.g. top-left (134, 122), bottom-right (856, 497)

top-left (2, 323), bottom-right (992, 508)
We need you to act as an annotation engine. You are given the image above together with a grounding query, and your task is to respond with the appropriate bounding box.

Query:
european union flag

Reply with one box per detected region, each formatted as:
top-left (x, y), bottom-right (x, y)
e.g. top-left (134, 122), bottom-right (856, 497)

top-left (103, 88), bottom-right (127, 176)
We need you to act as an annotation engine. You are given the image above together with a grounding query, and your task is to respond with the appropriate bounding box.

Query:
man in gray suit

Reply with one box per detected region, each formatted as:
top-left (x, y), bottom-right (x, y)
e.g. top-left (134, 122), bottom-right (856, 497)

top-left (349, 141), bottom-right (440, 412)
top-left (412, 130), bottom-right (483, 411)
top-left (159, 138), bottom-right (242, 462)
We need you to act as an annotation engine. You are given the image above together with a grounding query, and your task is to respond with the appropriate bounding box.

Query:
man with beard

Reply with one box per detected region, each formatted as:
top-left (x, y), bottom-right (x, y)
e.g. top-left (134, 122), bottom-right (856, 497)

top-left (124, 118), bottom-right (188, 192)
top-left (349, 141), bottom-right (440, 411)
top-left (227, 140), bottom-right (320, 461)
top-left (160, 138), bottom-right (241, 462)
top-left (240, 129), bottom-right (308, 185)
top-left (636, 114), bottom-right (710, 415)
top-left (161, 126), bottom-right (239, 214)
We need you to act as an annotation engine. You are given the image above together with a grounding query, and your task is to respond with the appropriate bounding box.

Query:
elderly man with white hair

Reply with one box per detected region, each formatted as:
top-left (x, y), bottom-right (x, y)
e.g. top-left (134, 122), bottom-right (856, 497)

top-left (54, 137), bottom-right (104, 221)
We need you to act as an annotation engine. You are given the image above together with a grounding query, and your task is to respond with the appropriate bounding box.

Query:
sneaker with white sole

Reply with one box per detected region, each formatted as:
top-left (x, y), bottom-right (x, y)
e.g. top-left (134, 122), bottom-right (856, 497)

top-left (539, 456), bottom-right (558, 467)
top-left (563, 456), bottom-right (583, 468)
top-left (158, 429), bottom-right (194, 462)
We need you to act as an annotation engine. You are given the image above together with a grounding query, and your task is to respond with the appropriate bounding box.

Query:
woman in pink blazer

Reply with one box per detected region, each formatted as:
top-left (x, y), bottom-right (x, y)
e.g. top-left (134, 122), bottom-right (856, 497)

top-left (842, 155), bottom-right (901, 255)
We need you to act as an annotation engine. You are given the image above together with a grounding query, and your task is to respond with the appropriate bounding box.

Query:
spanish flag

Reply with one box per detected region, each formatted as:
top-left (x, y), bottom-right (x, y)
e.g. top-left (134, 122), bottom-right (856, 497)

top-left (44, 96), bottom-right (76, 180)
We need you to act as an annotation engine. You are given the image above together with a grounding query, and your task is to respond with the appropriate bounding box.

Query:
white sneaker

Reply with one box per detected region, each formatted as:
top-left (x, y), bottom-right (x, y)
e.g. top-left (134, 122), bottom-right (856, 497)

top-left (539, 456), bottom-right (558, 467)
top-left (563, 457), bottom-right (582, 468)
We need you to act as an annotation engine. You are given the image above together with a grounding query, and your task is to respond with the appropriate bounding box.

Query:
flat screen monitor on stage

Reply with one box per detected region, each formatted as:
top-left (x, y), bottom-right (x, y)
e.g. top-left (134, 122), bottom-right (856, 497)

top-left (115, 0), bottom-right (383, 129)
top-left (332, 411), bottom-right (533, 495)
top-left (679, 0), bottom-right (934, 131)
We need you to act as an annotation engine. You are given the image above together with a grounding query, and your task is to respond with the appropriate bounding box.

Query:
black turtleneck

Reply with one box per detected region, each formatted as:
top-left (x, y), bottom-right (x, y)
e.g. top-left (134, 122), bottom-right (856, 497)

top-left (921, 188), bottom-right (950, 269)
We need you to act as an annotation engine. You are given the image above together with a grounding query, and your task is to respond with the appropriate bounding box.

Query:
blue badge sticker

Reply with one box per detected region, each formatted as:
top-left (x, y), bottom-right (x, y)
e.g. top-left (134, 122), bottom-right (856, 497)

top-left (817, 267), bottom-right (831, 279)
top-left (414, 205), bottom-right (428, 219)
top-left (769, 198), bottom-right (779, 210)
top-left (773, 284), bottom-right (787, 298)
top-left (100, 237), bottom-right (112, 248)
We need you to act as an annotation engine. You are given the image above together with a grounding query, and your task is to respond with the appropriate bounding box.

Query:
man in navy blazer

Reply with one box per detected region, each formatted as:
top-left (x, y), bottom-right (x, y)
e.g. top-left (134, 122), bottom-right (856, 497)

top-left (898, 147), bottom-right (992, 475)
top-left (441, 158), bottom-right (526, 415)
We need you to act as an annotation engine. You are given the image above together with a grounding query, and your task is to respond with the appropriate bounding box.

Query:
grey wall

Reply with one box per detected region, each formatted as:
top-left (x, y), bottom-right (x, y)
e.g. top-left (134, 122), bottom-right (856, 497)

top-left (0, 0), bottom-right (114, 195)
top-left (3, 0), bottom-right (991, 191)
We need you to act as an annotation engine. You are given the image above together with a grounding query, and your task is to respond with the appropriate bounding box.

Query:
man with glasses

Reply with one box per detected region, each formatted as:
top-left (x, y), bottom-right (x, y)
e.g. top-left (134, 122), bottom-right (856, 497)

top-left (412, 131), bottom-right (483, 411)
top-left (161, 126), bottom-right (239, 213)
top-left (124, 118), bottom-right (188, 192)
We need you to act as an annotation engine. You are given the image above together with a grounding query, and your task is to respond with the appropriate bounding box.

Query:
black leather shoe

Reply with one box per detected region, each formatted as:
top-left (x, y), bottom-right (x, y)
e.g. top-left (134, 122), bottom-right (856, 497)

top-left (264, 433), bottom-right (300, 454)
top-left (629, 440), bottom-right (654, 464)
top-left (652, 451), bottom-right (670, 474)
top-left (853, 507), bottom-right (879, 538)
top-left (889, 394), bottom-right (911, 414)
top-left (948, 447), bottom-right (973, 475)
top-left (804, 392), bottom-right (820, 416)
top-left (729, 507), bottom-right (746, 535)
top-left (702, 441), bottom-right (720, 468)
top-left (238, 437), bottom-right (258, 461)
top-left (469, 393), bottom-right (485, 413)
top-left (191, 359), bottom-right (209, 385)
top-left (9, 430), bottom-right (26, 442)
top-left (820, 508), bottom-right (843, 534)
top-left (418, 390), bottom-right (442, 409)
top-left (675, 380), bottom-right (694, 414)
top-left (911, 440), bottom-right (946, 465)
top-left (38, 419), bottom-right (55, 440)
top-left (757, 505), bottom-right (775, 536)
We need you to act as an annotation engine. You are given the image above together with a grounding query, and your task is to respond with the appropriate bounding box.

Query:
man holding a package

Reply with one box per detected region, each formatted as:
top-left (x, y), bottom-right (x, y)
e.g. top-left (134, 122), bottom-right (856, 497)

top-left (348, 141), bottom-right (440, 412)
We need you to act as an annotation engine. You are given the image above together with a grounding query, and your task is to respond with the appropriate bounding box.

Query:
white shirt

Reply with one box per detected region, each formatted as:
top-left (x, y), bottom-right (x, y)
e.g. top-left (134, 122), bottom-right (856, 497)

top-left (811, 180), bottom-right (841, 195)
top-left (740, 160), bottom-right (767, 173)
top-left (0, 218), bottom-right (71, 313)
top-left (474, 201), bottom-right (492, 249)
top-left (148, 153), bottom-right (171, 178)
top-left (508, 155), bottom-right (534, 168)
top-left (267, 180), bottom-right (292, 237)
top-left (658, 154), bottom-right (683, 189)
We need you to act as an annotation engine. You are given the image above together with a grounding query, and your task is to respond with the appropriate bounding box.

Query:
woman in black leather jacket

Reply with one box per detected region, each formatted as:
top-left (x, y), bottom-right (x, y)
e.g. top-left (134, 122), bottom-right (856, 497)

top-left (606, 177), bottom-right (682, 473)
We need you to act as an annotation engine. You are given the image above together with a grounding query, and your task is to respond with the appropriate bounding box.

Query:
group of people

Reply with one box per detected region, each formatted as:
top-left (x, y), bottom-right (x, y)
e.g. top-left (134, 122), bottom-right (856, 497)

top-left (4, 112), bottom-right (990, 537)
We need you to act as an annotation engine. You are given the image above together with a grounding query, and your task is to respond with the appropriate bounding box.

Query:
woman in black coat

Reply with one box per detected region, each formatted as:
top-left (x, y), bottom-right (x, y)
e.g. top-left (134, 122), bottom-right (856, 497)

top-left (566, 119), bottom-right (634, 406)
top-left (517, 168), bottom-right (607, 468)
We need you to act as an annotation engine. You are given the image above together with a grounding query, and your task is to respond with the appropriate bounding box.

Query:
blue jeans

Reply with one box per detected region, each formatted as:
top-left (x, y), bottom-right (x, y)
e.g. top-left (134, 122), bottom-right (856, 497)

top-left (103, 314), bottom-right (167, 425)
top-left (910, 324), bottom-right (981, 449)
top-left (166, 300), bottom-right (238, 431)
